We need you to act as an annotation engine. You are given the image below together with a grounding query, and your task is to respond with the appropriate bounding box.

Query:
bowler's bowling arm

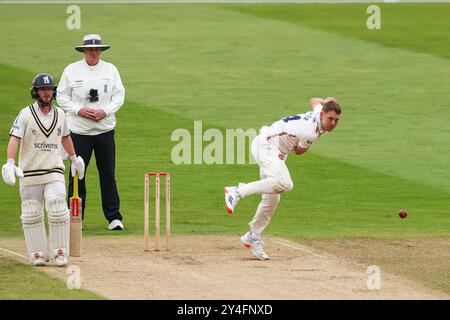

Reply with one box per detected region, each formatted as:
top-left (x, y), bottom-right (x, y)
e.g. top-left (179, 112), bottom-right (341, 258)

top-left (310, 98), bottom-right (327, 108)
top-left (294, 145), bottom-right (309, 155)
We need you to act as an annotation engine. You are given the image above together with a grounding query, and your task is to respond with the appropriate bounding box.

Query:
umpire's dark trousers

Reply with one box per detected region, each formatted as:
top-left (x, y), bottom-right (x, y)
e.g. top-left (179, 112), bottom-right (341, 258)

top-left (67, 129), bottom-right (123, 223)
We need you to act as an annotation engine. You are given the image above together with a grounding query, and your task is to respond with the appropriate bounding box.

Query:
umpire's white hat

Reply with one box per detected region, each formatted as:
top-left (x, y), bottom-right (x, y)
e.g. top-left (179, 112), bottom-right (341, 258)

top-left (75, 34), bottom-right (110, 52)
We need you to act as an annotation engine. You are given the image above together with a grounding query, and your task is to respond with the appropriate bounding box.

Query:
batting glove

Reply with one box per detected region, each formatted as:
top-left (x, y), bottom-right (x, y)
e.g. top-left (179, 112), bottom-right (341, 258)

top-left (70, 155), bottom-right (85, 180)
top-left (2, 159), bottom-right (24, 185)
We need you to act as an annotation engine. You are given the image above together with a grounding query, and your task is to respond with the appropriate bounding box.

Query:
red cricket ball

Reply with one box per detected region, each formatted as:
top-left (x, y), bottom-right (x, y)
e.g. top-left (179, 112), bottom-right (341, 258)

top-left (399, 209), bottom-right (408, 219)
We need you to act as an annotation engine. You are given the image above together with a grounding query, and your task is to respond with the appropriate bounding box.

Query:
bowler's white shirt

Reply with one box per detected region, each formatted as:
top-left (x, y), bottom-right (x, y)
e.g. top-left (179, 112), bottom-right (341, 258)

top-left (262, 104), bottom-right (325, 155)
top-left (57, 59), bottom-right (125, 135)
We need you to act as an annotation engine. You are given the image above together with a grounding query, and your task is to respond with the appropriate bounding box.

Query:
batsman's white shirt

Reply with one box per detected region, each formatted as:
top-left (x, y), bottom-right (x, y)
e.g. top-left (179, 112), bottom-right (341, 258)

top-left (9, 103), bottom-right (71, 187)
top-left (57, 59), bottom-right (125, 135)
top-left (262, 104), bottom-right (325, 155)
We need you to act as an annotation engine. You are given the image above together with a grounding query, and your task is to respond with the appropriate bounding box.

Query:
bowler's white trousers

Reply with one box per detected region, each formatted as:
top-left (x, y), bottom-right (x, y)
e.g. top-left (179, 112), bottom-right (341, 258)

top-left (237, 132), bottom-right (294, 235)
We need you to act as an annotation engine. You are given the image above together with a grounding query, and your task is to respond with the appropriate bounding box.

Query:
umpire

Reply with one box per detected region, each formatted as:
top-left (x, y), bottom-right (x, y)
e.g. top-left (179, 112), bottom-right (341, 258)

top-left (57, 34), bottom-right (125, 230)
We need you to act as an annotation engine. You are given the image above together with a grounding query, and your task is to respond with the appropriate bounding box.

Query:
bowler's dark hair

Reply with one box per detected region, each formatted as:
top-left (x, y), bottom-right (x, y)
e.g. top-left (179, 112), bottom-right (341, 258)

top-left (323, 101), bottom-right (342, 114)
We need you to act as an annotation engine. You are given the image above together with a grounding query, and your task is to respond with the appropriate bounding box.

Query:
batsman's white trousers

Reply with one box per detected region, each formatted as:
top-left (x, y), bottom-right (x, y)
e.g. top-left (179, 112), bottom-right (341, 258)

top-left (19, 181), bottom-right (68, 261)
top-left (20, 180), bottom-right (66, 202)
top-left (237, 132), bottom-right (294, 235)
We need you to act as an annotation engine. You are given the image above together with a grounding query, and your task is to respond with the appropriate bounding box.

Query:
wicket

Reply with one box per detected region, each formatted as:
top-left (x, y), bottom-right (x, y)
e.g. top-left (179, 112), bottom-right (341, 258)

top-left (144, 172), bottom-right (171, 251)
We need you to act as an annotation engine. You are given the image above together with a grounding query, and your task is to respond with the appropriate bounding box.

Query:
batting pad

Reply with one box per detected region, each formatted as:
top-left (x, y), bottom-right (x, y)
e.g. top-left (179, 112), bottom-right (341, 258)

top-left (21, 199), bottom-right (47, 261)
top-left (46, 198), bottom-right (70, 258)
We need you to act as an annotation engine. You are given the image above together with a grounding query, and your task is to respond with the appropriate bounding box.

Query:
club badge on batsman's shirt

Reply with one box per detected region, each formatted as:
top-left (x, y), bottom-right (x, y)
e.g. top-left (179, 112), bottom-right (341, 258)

top-left (263, 104), bottom-right (325, 155)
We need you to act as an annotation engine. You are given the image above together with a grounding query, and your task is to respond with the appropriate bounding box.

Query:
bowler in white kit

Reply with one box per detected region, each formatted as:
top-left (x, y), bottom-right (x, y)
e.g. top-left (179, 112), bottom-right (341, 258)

top-left (225, 97), bottom-right (342, 260)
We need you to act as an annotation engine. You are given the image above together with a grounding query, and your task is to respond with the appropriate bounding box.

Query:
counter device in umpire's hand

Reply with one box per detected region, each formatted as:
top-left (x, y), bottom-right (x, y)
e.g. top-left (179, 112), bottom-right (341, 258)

top-left (87, 89), bottom-right (99, 102)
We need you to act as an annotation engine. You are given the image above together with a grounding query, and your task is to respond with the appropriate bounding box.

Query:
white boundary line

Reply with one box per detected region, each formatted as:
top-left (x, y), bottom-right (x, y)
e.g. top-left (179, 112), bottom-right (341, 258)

top-left (0, 0), bottom-right (449, 4)
top-left (0, 247), bottom-right (28, 261)
top-left (269, 238), bottom-right (327, 259)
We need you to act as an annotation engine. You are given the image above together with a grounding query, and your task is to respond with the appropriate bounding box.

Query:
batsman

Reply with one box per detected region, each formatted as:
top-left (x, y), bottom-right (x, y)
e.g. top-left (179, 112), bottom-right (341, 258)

top-left (2, 73), bottom-right (85, 267)
top-left (225, 97), bottom-right (341, 260)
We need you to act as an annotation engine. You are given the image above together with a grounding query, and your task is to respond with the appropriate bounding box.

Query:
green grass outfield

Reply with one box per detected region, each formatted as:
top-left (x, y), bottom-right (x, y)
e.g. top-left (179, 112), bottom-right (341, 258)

top-left (0, 3), bottom-right (449, 298)
top-left (0, 256), bottom-right (103, 299)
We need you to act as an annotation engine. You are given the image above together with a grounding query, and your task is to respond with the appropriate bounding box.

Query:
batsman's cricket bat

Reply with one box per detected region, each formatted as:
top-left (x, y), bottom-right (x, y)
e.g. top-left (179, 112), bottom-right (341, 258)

top-left (69, 173), bottom-right (82, 257)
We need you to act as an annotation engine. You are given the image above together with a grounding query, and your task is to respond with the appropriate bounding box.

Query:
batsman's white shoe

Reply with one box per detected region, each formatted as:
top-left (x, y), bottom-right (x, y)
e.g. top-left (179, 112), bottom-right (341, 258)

top-left (225, 186), bottom-right (240, 214)
top-left (108, 219), bottom-right (124, 230)
top-left (31, 251), bottom-right (46, 266)
top-left (55, 256), bottom-right (68, 267)
top-left (54, 248), bottom-right (68, 267)
top-left (240, 232), bottom-right (269, 260)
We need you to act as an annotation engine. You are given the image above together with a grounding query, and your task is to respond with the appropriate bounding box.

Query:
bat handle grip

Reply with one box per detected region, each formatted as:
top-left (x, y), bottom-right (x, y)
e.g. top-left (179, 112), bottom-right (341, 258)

top-left (73, 173), bottom-right (79, 198)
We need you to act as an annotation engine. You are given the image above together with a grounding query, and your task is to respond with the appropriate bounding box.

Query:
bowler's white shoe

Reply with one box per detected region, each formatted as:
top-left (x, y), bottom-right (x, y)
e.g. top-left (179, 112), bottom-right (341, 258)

top-left (108, 219), bottom-right (124, 230)
top-left (54, 248), bottom-right (68, 267)
top-left (224, 186), bottom-right (240, 214)
top-left (240, 231), bottom-right (269, 260)
top-left (31, 251), bottom-right (46, 266)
